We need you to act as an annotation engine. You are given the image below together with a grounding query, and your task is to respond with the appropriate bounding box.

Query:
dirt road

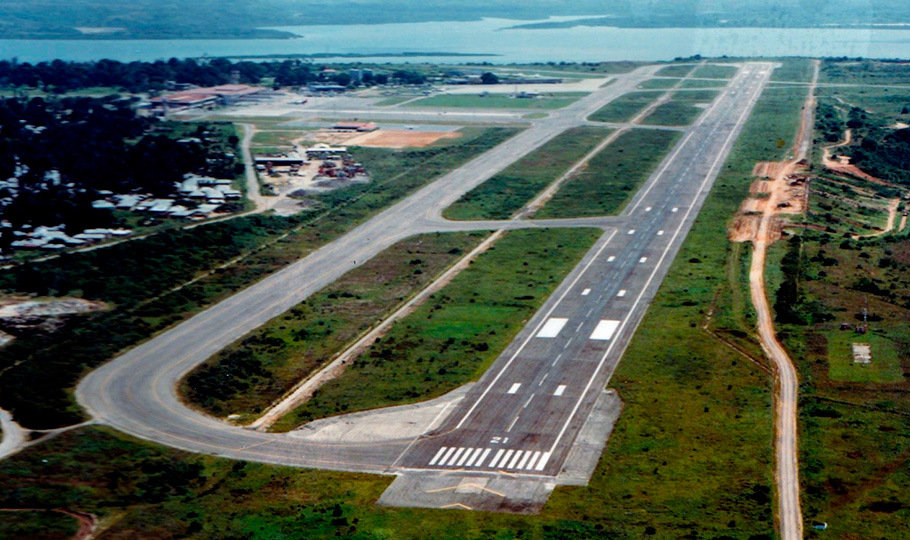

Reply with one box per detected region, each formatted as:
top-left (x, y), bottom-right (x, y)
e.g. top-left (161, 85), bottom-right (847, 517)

top-left (748, 59), bottom-right (819, 540)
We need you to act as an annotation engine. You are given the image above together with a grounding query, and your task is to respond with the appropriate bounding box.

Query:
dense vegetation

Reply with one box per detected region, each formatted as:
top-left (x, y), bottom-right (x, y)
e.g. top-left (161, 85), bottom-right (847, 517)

top-left (0, 95), bottom-right (239, 245)
top-left (0, 58), bottom-right (424, 93)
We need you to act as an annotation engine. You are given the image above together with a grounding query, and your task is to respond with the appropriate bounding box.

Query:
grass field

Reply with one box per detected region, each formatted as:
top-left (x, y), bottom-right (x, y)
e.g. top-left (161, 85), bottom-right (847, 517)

top-left (770, 58), bottom-right (817, 83)
top-left (272, 228), bottom-right (602, 430)
top-left (183, 232), bottom-right (485, 421)
top-left (443, 126), bottom-right (612, 220)
top-left (692, 64), bottom-right (739, 79)
top-left (826, 331), bottom-right (904, 383)
top-left (0, 127), bottom-right (519, 429)
top-left (680, 78), bottom-right (728, 88)
top-left (535, 129), bottom-right (680, 218)
top-left (405, 93), bottom-right (586, 110)
top-left (655, 64), bottom-right (696, 77)
top-left (587, 91), bottom-right (659, 123)
top-left (642, 90), bottom-right (720, 126)
top-left (374, 96), bottom-right (416, 106)
top-left (637, 77), bottom-right (678, 89)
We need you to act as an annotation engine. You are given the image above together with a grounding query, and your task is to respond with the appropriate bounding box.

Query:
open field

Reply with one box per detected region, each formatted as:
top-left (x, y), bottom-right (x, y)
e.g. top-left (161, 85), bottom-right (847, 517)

top-left (769, 58), bottom-right (818, 83)
top-left (637, 77), bottom-right (678, 89)
top-left (535, 129), bottom-right (681, 218)
top-left (587, 91), bottom-right (659, 123)
top-left (680, 78), bottom-right (728, 88)
top-left (692, 64), bottom-right (739, 79)
top-left (345, 129), bottom-right (462, 148)
top-left (825, 330), bottom-right (904, 383)
top-left (0, 510), bottom-right (77, 540)
top-left (654, 64), bottom-right (695, 77)
top-left (642, 89), bottom-right (720, 125)
top-left (443, 126), bottom-right (612, 220)
top-left (271, 228), bottom-right (601, 430)
top-left (405, 93), bottom-right (586, 110)
top-left (183, 232), bottom-right (484, 421)
top-left (819, 59), bottom-right (910, 86)
top-left (0, 128), bottom-right (518, 429)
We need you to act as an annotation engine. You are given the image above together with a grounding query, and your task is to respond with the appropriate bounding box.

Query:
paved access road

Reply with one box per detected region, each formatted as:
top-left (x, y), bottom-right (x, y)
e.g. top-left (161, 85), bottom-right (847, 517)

top-left (76, 64), bottom-right (665, 472)
top-left (397, 64), bottom-right (774, 476)
top-left (76, 63), bottom-right (772, 482)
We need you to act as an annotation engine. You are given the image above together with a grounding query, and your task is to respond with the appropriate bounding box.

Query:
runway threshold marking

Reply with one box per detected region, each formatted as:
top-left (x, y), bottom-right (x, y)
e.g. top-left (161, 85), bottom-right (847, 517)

top-left (590, 320), bottom-right (621, 341)
top-left (535, 451), bottom-right (552, 471)
top-left (536, 317), bottom-right (568, 338)
top-left (429, 447), bottom-right (448, 466)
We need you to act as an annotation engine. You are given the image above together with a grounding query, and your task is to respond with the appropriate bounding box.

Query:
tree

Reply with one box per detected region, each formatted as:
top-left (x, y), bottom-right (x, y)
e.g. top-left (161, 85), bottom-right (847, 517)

top-left (481, 72), bottom-right (499, 85)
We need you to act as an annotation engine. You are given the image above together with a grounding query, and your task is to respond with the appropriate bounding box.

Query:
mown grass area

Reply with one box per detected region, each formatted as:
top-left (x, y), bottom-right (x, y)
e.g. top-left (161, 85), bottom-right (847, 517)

top-left (250, 129), bottom-right (303, 149)
top-left (655, 64), bottom-right (696, 77)
top-left (183, 232), bottom-right (485, 421)
top-left (807, 179), bottom-right (892, 236)
top-left (0, 127), bottom-right (519, 429)
top-left (588, 91), bottom-right (659, 123)
top-left (405, 93), bottom-right (586, 110)
top-left (0, 76), bottom-right (811, 540)
top-left (820, 59), bottom-right (910, 86)
top-left (826, 331), bottom-right (903, 383)
top-left (374, 96), bottom-right (416, 106)
top-left (535, 129), bottom-right (680, 218)
top-left (693, 64), bottom-right (739, 79)
top-left (770, 58), bottom-right (817, 83)
top-left (272, 228), bottom-right (601, 430)
top-left (443, 126), bottom-right (611, 220)
top-left (641, 90), bottom-right (719, 126)
top-left (680, 78), bottom-right (728, 88)
top-left (0, 510), bottom-right (77, 540)
top-left (637, 77), bottom-right (678, 89)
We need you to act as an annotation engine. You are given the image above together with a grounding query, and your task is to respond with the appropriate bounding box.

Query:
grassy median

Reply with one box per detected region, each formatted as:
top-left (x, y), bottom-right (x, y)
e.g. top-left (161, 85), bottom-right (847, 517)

top-left (182, 232), bottom-right (486, 422)
top-left (272, 227), bottom-right (602, 430)
top-left (443, 126), bottom-right (611, 220)
top-left (642, 90), bottom-right (719, 126)
top-left (588, 91), bottom-right (660, 123)
top-left (536, 128), bottom-right (680, 218)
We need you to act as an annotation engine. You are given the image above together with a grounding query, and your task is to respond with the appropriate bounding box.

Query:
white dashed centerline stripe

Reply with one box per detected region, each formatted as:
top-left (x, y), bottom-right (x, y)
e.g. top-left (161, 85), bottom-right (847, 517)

top-left (429, 447), bottom-right (447, 466)
top-left (488, 449), bottom-right (506, 468)
top-left (474, 448), bottom-right (491, 467)
top-left (536, 317), bottom-right (568, 338)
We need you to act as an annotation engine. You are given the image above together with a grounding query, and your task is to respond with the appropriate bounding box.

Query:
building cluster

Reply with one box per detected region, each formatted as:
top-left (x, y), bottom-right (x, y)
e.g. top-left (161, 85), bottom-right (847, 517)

top-left (144, 84), bottom-right (279, 115)
top-left (254, 144), bottom-right (367, 184)
top-left (91, 173), bottom-right (241, 220)
top-left (8, 224), bottom-right (132, 251)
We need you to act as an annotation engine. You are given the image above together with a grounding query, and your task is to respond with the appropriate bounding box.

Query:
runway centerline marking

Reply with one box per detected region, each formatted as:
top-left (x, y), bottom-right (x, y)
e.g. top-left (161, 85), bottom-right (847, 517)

top-left (506, 416), bottom-right (520, 432)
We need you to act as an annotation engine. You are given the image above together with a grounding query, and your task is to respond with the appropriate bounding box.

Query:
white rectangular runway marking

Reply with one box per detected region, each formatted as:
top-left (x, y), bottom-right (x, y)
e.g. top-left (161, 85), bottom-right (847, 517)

top-left (535, 451), bottom-right (552, 471)
top-left (554, 384), bottom-right (567, 396)
top-left (607, 256), bottom-right (616, 262)
top-left (639, 257), bottom-right (648, 263)
top-left (628, 229), bottom-right (635, 235)
top-left (456, 448), bottom-right (474, 467)
top-left (645, 207), bottom-right (652, 212)
top-left (657, 230), bottom-right (664, 236)
top-left (536, 317), bottom-right (568, 338)
top-left (473, 448), bottom-right (491, 467)
top-left (526, 451), bottom-right (541, 470)
top-left (516, 451), bottom-right (532, 470)
top-left (672, 207), bottom-right (679, 212)
top-left (507, 383), bottom-right (521, 394)
top-left (507, 451), bottom-right (523, 469)
top-left (464, 448), bottom-right (483, 467)
top-left (581, 288), bottom-right (591, 296)
top-left (447, 447), bottom-right (465, 466)
top-left (617, 289), bottom-right (627, 297)
top-left (429, 447), bottom-right (448, 466)
top-left (590, 320), bottom-right (621, 341)
top-left (488, 449), bottom-right (506, 468)
top-left (437, 447), bottom-right (456, 466)
top-left (497, 450), bottom-right (514, 469)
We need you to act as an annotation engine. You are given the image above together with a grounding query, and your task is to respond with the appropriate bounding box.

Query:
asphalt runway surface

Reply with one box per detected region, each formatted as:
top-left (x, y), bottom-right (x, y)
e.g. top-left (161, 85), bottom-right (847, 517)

top-left (76, 63), bottom-right (771, 482)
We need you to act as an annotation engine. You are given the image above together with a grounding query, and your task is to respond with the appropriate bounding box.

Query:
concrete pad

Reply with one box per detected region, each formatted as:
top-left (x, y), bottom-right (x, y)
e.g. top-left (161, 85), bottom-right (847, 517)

top-left (287, 384), bottom-right (472, 443)
top-left (377, 472), bottom-right (556, 514)
top-left (557, 390), bottom-right (623, 486)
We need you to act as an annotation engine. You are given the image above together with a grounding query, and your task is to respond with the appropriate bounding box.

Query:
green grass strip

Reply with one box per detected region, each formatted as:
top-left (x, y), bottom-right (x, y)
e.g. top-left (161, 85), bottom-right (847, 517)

top-left (443, 126), bottom-right (612, 220)
top-left (588, 91), bottom-right (659, 123)
top-left (536, 129), bottom-right (681, 218)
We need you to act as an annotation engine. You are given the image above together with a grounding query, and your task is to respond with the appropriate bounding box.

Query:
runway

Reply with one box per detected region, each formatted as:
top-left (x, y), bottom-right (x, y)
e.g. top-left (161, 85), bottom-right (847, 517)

top-left (74, 62), bottom-right (772, 493)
